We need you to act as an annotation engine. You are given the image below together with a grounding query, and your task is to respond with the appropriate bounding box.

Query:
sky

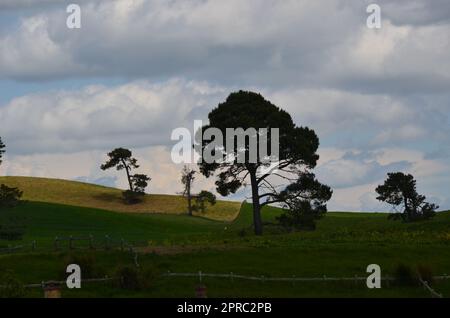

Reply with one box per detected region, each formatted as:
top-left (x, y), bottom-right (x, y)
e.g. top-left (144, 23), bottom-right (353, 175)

top-left (0, 0), bottom-right (449, 212)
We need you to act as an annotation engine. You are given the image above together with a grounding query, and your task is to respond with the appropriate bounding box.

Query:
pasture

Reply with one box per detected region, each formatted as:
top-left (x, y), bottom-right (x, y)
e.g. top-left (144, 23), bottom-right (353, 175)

top-left (0, 177), bottom-right (449, 298)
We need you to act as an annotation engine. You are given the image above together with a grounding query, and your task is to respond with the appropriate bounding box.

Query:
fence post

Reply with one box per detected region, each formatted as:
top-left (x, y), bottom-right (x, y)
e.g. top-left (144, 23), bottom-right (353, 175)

top-left (199, 271), bottom-right (202, 283)
top-left (32, 240), bottom-right (36, 251)
top-left (230, 272), bottom-right (234, 283)
top-left (121, 239), bottom-right (125, 252)
top-left (69, 235), bottom-right (73, 250)
top-left (54, 237), bottom-right (58, 251)
top-left (292, 275), bottom-right (296, 287)
top-left (89, 235), bottom-right (94, 250)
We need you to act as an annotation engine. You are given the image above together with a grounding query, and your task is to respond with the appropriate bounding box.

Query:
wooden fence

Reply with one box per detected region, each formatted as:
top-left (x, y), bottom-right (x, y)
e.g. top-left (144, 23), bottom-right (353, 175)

top-left (0, 235), bottom-right (141, 267)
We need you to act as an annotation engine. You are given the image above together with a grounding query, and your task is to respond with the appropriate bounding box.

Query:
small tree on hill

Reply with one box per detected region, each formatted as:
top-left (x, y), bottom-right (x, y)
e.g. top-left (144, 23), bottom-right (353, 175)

top-left (376, 172), bottom-right (438, 222)
top-left (101, 148), bottom-right (150, 204)
top-left (181, 166), bottom-right (196, 216)
top-left (0, 137), bottom-right (22, 208)
top-left (0, 137), bottom-right (24, 240)
top-left (0, 137), bottom-right (5, 165)
top-left (194, 190), bottom-right (216, 214)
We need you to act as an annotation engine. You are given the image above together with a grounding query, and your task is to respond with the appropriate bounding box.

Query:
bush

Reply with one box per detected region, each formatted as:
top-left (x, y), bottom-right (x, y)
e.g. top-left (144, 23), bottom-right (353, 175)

top-left (122, 190), bottom-right (144, 205)
top-left (114, 265), bottom-right (158, 290)
top-left (0, 271), bottom-right (25, 298)
top-left (193, 191), bottom-right (216, 213)
top-left (393, 264), bottom-right (418, 286)
top-left (277, 201), bottom-right (326, 231)
top-left (115, 266), bottom-right (140, 290)
top-left (0, 184), bottom-right (23, 208)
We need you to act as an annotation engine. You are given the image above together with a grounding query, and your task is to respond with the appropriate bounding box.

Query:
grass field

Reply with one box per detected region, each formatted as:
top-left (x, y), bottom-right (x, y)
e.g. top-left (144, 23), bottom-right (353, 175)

top-left (0, 177), bottom-right (449, 298)
top-left (0, 176), bottom-right (241, 221)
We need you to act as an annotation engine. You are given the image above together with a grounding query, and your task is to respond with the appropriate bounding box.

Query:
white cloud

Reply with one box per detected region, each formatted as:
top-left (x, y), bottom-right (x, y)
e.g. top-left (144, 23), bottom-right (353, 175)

top-left (0, 79), bottom-right (226, 154)
top-left (1, 0), bottom-right (448, 94)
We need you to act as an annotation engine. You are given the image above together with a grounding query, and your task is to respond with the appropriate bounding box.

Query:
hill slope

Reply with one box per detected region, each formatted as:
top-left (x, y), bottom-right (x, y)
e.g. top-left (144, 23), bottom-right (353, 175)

top-left (0, 176), bottom-right (241, 221)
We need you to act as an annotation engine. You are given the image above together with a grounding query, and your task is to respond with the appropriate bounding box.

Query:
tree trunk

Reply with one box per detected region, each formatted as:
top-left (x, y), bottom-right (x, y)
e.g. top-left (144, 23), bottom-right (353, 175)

top-left (250, 171), bottom-right (263, 235)
top-left (121, 159), bottom-right (134, 192)
top-left (187, 183), bottom-right (193, 216)
top-left (404, 197), bottom-right (410, 221)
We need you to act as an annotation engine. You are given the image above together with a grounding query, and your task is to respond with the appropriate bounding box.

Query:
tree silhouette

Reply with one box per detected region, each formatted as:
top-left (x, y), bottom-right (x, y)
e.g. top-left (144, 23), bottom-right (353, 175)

top-left (376, 172), bottom-right (438, 222)
top-left (0, 137), bottom-right (5, 165)
top-left (194, 190), bottom-right (216, 214)
top-left (196, 91), bottom-right (331, 235)
top-left (101, 148), bottom-right (150, 204)
top-left (101, 148), bottom-right (139, 192)
top-left (276, 173), bottom-right (332, 230)
top-left (0, 137), bottom-right (23, 210)
top-left (181, 166), bottom-right (196, 216)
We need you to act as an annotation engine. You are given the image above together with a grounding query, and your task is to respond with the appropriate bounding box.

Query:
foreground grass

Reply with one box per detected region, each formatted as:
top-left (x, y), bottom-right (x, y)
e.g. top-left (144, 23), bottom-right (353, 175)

top-left (2, 247), bottom-right (450, 298)
top-left (0, 200), bottom-right (449, 297)
top-left (0, 176), bottom-right (241, 221)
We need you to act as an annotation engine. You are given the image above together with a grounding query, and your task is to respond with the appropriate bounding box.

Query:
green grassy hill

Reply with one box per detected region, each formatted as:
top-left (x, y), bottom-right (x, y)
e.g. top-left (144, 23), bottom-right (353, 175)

top-left (0, 176), bottom-right (241, 221)
top-left (0, 177), bottom-right (449, 298)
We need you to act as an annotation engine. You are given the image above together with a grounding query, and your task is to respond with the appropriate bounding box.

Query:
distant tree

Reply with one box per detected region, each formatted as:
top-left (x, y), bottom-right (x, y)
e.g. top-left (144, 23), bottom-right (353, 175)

top-left (194, 190), bottom-right (216, 214)
top-left (181, 166), bottom-right (196, 216)
top-left (0, 137), bottom-right (5, 165)
top-left (0, 184), bottom-right (23, 208)
top-left (196, 91), bottom-right (331, 235)
top-left (376, 172), bottom-right (438, 222)
top-left (101, 148), bottom-right (138, 191)
top-left (100, 148), bottom-right (150, 204)
top-left (0, 138), bottom-right (23, 209)
top-left (0, 137), bottom-right (24, 240)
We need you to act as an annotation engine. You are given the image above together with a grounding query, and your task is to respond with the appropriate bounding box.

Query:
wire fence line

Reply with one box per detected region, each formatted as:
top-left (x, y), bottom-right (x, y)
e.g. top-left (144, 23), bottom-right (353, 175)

top-left (0, 235), bottom-right (141, 267)
top-left (0, 235), bottom-right (144, 252)
top-left (419, 278), bottom-right (443, 298)
top-left (164, 271), bottom-right (450, 282)
top-left (164, 271), bottom-right (397, 282)
top-left (164, 271), bottom-right (448, 295)
top-left (23, 277), bottom-right (116, 289)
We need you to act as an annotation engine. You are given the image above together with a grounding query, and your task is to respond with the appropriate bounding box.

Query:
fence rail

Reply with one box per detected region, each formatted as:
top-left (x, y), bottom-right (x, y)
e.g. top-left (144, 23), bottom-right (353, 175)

top-left (164, 271), bottom-right (399, 282)
top-left (419, 278), bottom-right (443, 298)
top-left (0, 277), bottom-right (116, 289)
top-left (0, 235), bottom-right (141, 267)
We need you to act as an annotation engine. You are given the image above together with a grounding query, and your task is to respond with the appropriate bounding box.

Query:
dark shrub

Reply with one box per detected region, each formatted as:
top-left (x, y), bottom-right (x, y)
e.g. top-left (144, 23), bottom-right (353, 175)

top-left (114, 265), bottom-right (157, 290)
top-left (122, 190), bottom-right (144, 205)
top-left (393, 264), bottom-right (418, 286)
top-left (277, 201), bottom-right (326, 231)
top-left (0, 184), bottom-right (23, 208)
top-left (115, 266), bottom-right (140, 290)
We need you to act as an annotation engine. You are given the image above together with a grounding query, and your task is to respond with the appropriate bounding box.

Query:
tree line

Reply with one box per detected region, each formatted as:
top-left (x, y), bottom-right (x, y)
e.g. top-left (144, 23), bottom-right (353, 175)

top-left (0, 90), bottom-right (440, 238)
